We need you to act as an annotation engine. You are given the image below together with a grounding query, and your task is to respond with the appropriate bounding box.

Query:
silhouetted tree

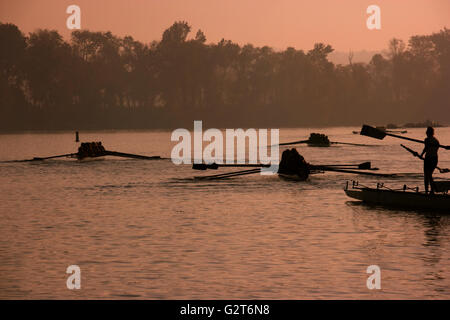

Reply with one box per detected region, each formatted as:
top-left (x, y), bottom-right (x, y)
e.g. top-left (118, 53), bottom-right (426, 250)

top-left (0, 23), bottom-right (27, 129)
top-left (0, 22), bottom-right (449, 130)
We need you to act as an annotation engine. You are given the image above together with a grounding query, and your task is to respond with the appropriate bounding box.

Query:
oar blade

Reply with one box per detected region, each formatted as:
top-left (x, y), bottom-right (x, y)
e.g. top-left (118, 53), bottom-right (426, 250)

top-left (358, 162), bottom-right (371, 170)
top-left (360, 125), bottom-right (386, 140)
top-left (192, 163), bottom-right (208, 170)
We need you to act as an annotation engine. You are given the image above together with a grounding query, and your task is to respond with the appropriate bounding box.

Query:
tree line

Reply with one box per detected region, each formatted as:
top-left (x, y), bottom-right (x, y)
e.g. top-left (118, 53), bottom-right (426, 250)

top-left (0, 21), bottom-right (449, 131)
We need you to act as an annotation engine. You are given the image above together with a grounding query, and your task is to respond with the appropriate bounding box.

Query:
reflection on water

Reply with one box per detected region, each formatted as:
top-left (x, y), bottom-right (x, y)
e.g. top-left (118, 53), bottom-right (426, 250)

top-left (0, 127), bottom-right (449, 299)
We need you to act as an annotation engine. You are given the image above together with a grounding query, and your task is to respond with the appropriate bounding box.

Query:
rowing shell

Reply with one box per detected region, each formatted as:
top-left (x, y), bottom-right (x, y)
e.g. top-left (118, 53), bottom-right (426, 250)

top-left (77, 156), bottom-right (105, 162)
top-left (278, 173), bottom-right (308, 181)
top-left (69, 153), bottom-right (106, 162)
top-left (344, 183), bottom-right (450, 211)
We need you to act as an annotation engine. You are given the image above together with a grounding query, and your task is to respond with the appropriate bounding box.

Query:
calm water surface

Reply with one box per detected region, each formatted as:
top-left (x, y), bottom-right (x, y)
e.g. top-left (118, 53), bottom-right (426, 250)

top-left (0, 127), bottom-right (449, 299)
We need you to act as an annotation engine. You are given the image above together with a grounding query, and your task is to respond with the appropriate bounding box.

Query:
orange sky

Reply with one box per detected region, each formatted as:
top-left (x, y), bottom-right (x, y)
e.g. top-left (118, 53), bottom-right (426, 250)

top-left (0, 0), bottom-right (449, 51)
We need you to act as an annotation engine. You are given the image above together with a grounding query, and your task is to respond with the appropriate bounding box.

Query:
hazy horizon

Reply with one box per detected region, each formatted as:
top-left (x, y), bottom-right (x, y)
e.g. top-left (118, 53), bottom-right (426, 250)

top-left (1, 1), bottom-right (449, 131)
top-left (1, 0), bottom-right (449, 52)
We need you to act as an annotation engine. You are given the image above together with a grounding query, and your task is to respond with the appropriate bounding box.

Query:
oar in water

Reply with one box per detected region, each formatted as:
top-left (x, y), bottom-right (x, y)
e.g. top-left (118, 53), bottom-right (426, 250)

top-left (310, 166), bottom-right (394, 177)
top-left (278, 137), bottom-right (374, 147)
top-left (401, 144), bottom-right (450, 173)
top-left (5, 153), bottom-right (78, 162)
top-left (193, 161), bottom-right (390, 180)
top-left (196, 165), bottom-right (392, 180)
top-left (330, 141), bottom-right (375, 147)
top-left (104, 150), bottom-right (161, 160)
top-left (361, 124), bottom-right (450, 149)
top-left (278, 140), bottom-right (373, 147)
top-left (192, 163), bottom-right (275, 180)
top-left (315, 162), bottom-right (378, 170)
top-left (31, 153), bottom-right (78, 161)
top-left (278, 139), bottom-right (309, 146)
top-left (192, 163), bottom-right (270, 170)
top-left (9, 150), bottom-right (163, 163)
top-left (194, 168), bottom-right (263, 180)
top-left (193, 162), bottom-right (374, 171)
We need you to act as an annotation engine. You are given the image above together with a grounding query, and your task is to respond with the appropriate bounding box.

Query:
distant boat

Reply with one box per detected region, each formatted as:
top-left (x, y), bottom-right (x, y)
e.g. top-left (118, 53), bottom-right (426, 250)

top-left (344, 181), bottom-right (450, 211)
top-left (386, 123), bottom-right (400, 129)
top-left (306, 133), bottom-right (331, 147)
top-left (403, 120), bottom-right (445, 128)
top-left (16, 141), bottom-right (161, 163)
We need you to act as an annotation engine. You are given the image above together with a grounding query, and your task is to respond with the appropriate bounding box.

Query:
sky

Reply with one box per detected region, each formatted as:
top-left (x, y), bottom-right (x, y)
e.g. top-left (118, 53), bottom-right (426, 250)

top-left (0, 0), bottom-right (449, 51)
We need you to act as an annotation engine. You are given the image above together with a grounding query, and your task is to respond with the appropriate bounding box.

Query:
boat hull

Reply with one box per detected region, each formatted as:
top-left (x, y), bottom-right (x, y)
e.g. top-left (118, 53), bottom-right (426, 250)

top-left (278, 173), bottom-right (308, 181)
top-left (77, 156), bottom-right (106, 162)
top-left (306, 142), bottom-right (330, 147)
top-left (345, 188), bottom-right (450, 211)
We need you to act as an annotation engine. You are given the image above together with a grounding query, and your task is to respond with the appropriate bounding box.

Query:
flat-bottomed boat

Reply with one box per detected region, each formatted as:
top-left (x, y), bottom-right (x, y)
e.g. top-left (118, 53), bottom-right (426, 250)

top-left (344, 181), bottom-right (450, 211)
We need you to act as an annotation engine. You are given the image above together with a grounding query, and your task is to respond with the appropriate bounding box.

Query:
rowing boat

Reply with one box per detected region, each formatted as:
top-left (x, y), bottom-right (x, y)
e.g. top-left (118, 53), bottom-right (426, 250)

top-left (344, 181), bottom-right (450, 211)
top-left (278, 173), bottom-right (308, 181)
top-left (65, 152), bottom-right (105, 162)
top-left (77, 155), bottom-right (106, 162)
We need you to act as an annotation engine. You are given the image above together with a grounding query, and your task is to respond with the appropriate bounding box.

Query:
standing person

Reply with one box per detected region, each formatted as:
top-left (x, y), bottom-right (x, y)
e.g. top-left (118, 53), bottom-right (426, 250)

top-left (420, 127), bottom-right (439, 194)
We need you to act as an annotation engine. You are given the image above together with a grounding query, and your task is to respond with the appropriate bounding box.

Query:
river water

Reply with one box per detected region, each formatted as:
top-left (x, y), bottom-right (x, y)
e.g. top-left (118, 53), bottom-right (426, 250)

top-left (0, 127), bottom-right (449, 299)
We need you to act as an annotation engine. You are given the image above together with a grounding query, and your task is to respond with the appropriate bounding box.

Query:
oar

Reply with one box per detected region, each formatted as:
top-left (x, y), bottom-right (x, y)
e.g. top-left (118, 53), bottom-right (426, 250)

top-left (400, 144), bottom-right (421, 158)
top-left (401, 144), bottom-right (449, 173)
top-left (194, 168), bottom-right (262, 180)
top-left (192, 163), bottom-right (270, 170)
top-left (7, 150), bottom-right (163, 163)
top-left (316, 162), bottom-right (376, 170)
top-left (278, 139), bottom-right (373, 147)
top-left (310, 166), bottom-right (394, 177)
top-left (278, 139), bottom-right (309, 146)
top-left (361, 124), bottom-right (450, 149)
top-left (104, 150), bottom-right (161, 160)
top-left (5, 153), bottom-right (78, 162)
top-left (194, 163), bottom-right (391, 179)
top-left (330, 141), bottom-right (376, 147)
top-left (32, 153), bottom-right (78, 161)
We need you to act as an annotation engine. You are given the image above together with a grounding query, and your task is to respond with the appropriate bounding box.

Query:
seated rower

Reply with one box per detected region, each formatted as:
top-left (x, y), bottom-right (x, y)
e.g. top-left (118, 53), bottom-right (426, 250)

top-left (278, 148), bottom-right (310, 180)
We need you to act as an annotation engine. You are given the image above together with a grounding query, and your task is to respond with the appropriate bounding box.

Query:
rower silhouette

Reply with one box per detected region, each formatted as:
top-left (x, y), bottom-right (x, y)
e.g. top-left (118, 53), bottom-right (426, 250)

top-left (419, 127), bottom-right (439, 195)
top-left (278, 148), bottom-right (310, 180)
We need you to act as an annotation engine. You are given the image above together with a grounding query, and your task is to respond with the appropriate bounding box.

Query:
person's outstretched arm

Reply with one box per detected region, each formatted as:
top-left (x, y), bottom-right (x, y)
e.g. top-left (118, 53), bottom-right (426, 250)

top-left (420, 143), bottom-right (427, 158)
